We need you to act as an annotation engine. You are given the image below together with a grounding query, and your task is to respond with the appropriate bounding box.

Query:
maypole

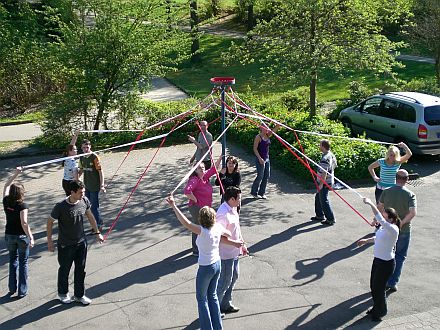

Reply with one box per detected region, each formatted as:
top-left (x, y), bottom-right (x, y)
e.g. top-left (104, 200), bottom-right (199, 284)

top-left (210, 77), bottom-right (235, 167)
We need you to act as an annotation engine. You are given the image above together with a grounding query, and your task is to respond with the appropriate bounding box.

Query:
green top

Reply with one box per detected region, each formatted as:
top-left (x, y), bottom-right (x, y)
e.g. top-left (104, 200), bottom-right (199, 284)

top-left (79, 153), bottom-right (101, 192)
top-left (380, 186), bottom-right (417, 233)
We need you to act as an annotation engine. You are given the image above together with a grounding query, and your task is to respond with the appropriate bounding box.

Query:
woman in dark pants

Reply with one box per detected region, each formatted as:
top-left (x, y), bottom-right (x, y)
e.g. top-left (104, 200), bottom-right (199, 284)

top-left (215, 156), bottom-right (241, 204)
top-left (357, 198), bottom-right (400, 322)
top-left (3, 167), bottom-right (34, 298)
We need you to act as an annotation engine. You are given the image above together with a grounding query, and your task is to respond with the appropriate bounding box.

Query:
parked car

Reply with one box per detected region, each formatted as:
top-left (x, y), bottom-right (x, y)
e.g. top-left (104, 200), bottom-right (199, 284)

top-left (338, 92), bottom-right (440, 155)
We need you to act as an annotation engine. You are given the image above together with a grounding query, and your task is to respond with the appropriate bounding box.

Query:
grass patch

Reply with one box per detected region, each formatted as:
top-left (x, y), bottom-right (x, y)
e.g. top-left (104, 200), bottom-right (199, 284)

top-left (0, 110), bottom-right (44, 124)
top-left (167, 34), bottom-right (436, 101)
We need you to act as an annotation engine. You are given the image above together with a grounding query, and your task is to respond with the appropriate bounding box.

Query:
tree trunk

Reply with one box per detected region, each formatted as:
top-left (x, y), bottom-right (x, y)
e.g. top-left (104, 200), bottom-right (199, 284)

top-left (190, 0), bottom-right (200, 63)
top-left (247, 3), bottom-right (254, 31)
top-left (94, 95), bottom-right (108, 130)
top-left (309, 71), bottom-right (317, 117)
top-left (436, 52), bottom-right (440, 87)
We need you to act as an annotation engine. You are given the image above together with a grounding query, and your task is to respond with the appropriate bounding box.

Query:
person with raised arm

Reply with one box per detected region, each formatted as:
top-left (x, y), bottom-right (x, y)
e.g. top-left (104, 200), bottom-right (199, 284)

top-left (189, 120), bottom-right (213, 169)
top-left (184, 155), bottom-right (222, 256)
top-left (3, 167), bottom-right (34, 298)
top-left (250, 124), bottom-right (280, 199)
top-left (166, 194), bottom-right (243, 330)
top-left (61, 130), bottom-right (80, 196)
top-left (357, 197), bottom-right (400, 322)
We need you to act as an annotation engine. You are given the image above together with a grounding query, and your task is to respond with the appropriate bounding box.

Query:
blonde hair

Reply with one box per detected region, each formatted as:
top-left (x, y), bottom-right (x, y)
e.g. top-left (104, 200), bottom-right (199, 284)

top-left (386, 146), bottom-right (401, 163)
top-left (198, 206), bottom-right (216, 229)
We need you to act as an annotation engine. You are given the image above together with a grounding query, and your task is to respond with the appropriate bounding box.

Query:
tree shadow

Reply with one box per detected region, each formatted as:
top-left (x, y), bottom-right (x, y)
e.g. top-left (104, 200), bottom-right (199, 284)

top-left (0, 300), bottom-right (77, 329)
top-left (292, 234), bottom-right (373, 286)
top-left (249, 221), bottom-right (325, 255)
top-left (287, 292), bottom-right (372, 329)
top-left (87, 249), bottom-right (196, 297)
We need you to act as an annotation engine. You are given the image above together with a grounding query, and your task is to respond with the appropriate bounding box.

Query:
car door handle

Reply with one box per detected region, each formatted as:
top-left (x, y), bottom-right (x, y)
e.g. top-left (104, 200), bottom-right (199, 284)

top-left (390, 124), bottom-right (395, 128)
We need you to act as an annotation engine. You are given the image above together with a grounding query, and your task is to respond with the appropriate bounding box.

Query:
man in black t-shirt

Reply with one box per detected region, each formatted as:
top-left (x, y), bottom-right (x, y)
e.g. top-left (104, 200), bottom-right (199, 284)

top-left (47, 180), bottom-right (103, 305)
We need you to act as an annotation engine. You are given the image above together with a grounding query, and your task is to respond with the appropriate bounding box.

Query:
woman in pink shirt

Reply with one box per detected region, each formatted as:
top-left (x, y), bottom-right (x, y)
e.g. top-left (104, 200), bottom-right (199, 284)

top-left (184, 156), bottom-right (221, 256)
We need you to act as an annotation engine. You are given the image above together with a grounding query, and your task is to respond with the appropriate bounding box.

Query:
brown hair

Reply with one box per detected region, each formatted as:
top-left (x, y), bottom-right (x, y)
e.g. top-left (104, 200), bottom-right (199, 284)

top-left (6, 182), bottom-right (25, 205)
top-left (384, 207), bottom-right (401, 229)
top-left (226, 156), bottom-right (239, 173)
top-left (320, 139), bottom-right (331, 150)
top-left (198, 206), bottom-right (216, 229)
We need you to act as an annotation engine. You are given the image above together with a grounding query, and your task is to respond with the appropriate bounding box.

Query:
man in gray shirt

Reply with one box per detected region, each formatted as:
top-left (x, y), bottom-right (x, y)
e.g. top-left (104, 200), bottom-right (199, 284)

top-left (47, 180), bottom-right (103, 305)
top-left (189, 120), bottom-right (213, 169)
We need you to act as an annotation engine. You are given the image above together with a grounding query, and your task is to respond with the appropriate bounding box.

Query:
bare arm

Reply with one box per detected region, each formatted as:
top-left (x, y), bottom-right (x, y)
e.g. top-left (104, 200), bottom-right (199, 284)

top-left (70, 130), bottom-right (80, 146)
top-left (3, 167), bottom-right (22, 197)
top-left (368, 160), bottom-right (380, 182)
top-left (253, 135), bottom-right (264, 164)
top-left (85, 209), bottom-right (104, 242)
top-left (398, 142), bottom-right (412, 163)
top-left (20, 209), bottom-right (34, 248)
top-left (98, 169), bottom-right (105, 192)
top-left (167, 195), bottom-right (201, 235)
top-left (401, 208), bottom-right (416, 227)
top-left (185, 192), bottom-right (198, 203)
top-left (47, 217), bottom-right (55, 252)
top-left (267, 124), bottom-right (281, 137)
top-left (188, 135), bottom-right (203, 149)
top-left (357, 237), bottom-right (375, 247)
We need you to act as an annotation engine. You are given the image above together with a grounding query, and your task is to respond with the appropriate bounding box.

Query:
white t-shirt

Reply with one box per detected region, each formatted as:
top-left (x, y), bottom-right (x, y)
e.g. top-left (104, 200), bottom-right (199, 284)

top-left (63, 158), bottom-right (78, 181)
top-left (373, 213), bottom-right (399, 261)
top-left (217, 202), bottom-right (241, 260)
top-left (196, 223), bottom-right (223, 266)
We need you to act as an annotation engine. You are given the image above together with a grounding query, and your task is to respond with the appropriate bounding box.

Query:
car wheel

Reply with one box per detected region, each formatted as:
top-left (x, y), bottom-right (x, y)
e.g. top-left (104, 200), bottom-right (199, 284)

top-left (341, 118), bottom-right (353, 135)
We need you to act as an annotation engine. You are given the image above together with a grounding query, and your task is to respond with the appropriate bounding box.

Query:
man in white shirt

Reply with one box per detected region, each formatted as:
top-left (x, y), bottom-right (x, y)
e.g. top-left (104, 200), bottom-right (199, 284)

top-left (216, 186), bottom-right (248, 314)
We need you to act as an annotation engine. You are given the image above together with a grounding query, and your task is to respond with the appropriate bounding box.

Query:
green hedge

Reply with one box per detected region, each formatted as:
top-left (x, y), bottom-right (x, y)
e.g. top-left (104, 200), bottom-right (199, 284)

top-left (37, 92), bottom-right (385, 182)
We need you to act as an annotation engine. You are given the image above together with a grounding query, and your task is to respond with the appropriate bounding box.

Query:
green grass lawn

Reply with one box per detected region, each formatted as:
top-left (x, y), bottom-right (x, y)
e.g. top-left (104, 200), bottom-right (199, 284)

top-left (167, 34), bottom-right (436, 101)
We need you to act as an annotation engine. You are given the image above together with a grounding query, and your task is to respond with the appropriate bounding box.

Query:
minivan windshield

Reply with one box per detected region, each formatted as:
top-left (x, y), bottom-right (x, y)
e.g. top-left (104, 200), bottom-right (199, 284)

top-left (425, 106), bottom-right (440, 126)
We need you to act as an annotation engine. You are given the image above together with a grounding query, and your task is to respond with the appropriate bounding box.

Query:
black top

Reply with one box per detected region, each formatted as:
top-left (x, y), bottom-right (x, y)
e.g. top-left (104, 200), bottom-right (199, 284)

top-left (215, 171), bottom-right (241, 194)
top-left (50, 197), bottom-right (91, 246)
top-left (3, 196), bottom-right (28, 235)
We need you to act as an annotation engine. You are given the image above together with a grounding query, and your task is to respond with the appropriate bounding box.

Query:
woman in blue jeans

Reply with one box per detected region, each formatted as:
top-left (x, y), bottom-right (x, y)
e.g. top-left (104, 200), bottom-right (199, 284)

top-left (251, 124), bottom-right (279, 199)
top-left (167, 195), bottom-right (242, 330)
top-left (3, 167), bottom-right (34, 298)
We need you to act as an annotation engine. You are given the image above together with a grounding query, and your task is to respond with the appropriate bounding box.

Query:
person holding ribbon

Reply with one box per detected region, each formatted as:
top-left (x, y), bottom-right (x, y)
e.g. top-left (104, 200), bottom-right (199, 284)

top-left (3, 167), bottom-right (34, 298)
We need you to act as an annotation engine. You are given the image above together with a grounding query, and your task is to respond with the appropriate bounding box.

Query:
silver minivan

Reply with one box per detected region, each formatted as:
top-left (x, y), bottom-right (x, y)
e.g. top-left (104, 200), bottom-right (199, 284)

top-left (338, 92), bottom-right (440, 154)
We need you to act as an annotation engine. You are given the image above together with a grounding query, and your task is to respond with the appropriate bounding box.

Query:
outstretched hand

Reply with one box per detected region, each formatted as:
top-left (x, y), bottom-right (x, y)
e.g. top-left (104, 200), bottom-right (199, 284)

top-left (166, 194), bottom-right (175, 207)
top-left (363, 197), bottom-right (373, 206)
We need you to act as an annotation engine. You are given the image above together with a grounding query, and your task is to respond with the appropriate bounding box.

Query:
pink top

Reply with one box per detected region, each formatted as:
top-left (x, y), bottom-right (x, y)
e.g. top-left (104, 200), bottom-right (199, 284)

top-left (184, 166), bottom-right (217, 207)
top-left (217, 202), bottom-right (241, 259)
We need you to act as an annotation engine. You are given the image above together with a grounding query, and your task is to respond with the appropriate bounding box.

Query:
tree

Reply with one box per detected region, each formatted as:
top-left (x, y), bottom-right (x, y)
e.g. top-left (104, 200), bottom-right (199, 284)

top-left (45, 0), bottom-right (190, 133)
top-left (408, 0), bottom-right (440, 86)
top-left (189, 0), bottom-right (200, 63)
top-left (232, 0), bottom-right (411, 116)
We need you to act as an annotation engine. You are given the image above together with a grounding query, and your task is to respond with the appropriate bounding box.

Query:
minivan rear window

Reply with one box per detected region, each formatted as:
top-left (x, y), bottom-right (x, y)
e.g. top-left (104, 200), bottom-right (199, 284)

top-left (425, 106), bottom-right (440, 126)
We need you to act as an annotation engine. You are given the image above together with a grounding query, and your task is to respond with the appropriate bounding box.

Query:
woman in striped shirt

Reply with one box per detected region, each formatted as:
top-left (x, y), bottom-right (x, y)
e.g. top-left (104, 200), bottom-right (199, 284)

top-left (368, 142), bottom-right (412, 204)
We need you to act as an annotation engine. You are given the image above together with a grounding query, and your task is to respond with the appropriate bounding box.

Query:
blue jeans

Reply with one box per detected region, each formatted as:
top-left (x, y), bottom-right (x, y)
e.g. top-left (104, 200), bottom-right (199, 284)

top-left (314, 186), bottom-right (335, 222)
top-left (58, 241), bottom-right (88, 298)
top-left (196, 260), bottom-right (222, 330)
top-left (5, 234), bottom-right (30, 296)
top-left (217, 258), bottom-right (239, 310)
top-left (251, 158), bottom-right (270, 196)
top-left (85, 189), bottom-right (102, 227)
top-left (387, 231), bottom-right (411, 287)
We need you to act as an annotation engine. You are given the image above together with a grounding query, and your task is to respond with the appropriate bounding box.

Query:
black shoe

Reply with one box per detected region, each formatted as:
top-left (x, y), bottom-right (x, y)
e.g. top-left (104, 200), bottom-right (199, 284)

top-left (321, 219), bottom-right (335, 226)
top-left (221, 305), bottom-right (240, 314)
top-left (386, 285), bottom-right (397, 293)
top-left (221, 313), bottom-right (225, 319)
top-left (311, 216), bottom-right (325, 221)
top-left (371, 315), bottom-right (382, 322)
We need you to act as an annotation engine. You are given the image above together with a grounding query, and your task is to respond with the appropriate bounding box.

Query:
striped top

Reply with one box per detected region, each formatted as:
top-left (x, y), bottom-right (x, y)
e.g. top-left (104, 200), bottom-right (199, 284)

top-left (377, 158), bottom-right (401, 189)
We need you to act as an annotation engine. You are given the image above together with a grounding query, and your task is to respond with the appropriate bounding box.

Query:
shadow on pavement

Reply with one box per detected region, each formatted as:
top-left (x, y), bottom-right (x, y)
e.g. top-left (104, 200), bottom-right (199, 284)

top-left (292, 234), bottom-right (373, 286)
top-left (87, 249), bottom-right (196, 297)
top-left (287, 292), bottom-right (372, 329)
top-left (0, 300), bottom-right (77, 329)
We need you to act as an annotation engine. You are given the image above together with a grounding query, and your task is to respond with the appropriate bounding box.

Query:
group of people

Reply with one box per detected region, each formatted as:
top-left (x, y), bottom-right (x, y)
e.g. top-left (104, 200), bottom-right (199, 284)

top-left (2, 120), bottom-right (418, 327)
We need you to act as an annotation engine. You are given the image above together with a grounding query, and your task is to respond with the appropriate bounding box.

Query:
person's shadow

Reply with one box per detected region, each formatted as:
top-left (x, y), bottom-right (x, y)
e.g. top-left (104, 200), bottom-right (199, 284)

top-left (292, 234), bottom-right (373, 286)
top-left (87, 249), bottom-right (196, 297)
top-left (0, 300), bottom-right (76, 329)
top-left (287, 292), bottom-right (372, 329)
top-left (249, 221), bottom-right (325, 255)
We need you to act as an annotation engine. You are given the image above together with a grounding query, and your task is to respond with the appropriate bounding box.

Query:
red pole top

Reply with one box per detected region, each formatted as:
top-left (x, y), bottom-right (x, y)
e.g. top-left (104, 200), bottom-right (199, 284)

top-left (210, 77), bottom-right (236, 86)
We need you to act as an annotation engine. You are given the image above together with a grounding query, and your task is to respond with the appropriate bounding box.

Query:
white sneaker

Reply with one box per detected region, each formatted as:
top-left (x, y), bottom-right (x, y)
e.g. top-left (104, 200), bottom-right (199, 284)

top-left (74, 295), bottom-right (92, 305)
top-left (259, 194), bottom-right (268, 199)
top-left (58, 293), bottom-right (73, 304)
